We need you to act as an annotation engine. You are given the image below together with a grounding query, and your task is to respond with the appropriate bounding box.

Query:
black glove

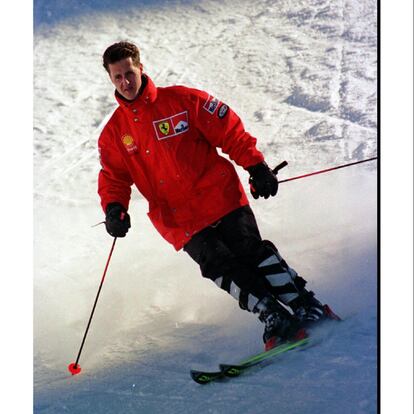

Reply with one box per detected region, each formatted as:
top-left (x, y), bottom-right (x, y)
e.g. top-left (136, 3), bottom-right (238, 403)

top-left (247, 162), bottom-right (278, 199)
top-left (105, 202), bottom-right (131, 237)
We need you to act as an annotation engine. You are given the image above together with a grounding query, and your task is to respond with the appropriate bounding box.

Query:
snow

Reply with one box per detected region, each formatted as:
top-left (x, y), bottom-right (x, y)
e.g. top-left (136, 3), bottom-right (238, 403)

top-left (31, 0), bottom-right (381, 412)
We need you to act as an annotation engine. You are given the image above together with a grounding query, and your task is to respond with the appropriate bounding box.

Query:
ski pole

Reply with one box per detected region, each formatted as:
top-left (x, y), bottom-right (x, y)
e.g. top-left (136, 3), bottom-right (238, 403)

top-left (68, 237), bottom-right (118, 375)
top-left (272, 157), bottom-right (377, 183)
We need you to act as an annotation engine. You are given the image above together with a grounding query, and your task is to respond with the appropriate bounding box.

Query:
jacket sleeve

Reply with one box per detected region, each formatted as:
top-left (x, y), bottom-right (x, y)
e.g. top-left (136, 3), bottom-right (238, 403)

top-left (189, 89), bottom-right (265, 169)
top-left (98, 126), bottom-right (133, 212)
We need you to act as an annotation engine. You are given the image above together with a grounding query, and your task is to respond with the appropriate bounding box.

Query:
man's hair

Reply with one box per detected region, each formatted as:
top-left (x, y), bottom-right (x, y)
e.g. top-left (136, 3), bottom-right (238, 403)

top-left (102, 41), bottom-right (141, 73)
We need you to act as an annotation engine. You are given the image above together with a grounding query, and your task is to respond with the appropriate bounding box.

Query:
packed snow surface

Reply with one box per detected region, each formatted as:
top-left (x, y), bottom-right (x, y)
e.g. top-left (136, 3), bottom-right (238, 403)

top-left (34, 0), bottom-right (377, 412)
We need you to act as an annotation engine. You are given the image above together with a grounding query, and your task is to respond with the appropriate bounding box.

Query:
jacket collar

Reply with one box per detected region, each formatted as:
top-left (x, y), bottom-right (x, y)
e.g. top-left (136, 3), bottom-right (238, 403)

top-left (115, 74), bottom-right (158, 111)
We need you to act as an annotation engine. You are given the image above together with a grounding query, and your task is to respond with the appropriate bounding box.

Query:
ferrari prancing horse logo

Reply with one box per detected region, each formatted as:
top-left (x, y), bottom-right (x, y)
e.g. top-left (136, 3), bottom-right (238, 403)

top-left (158, 122), bottom-right (170, 135)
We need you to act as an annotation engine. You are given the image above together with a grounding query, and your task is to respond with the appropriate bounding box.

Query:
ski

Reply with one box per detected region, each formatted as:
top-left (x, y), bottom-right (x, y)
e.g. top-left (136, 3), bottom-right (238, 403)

top-left (190, 337), bottom-right (309, 384)
top-left (190, 368), bottom-right (225, 384)
top-left (220, 337), bottom-right (309, 377)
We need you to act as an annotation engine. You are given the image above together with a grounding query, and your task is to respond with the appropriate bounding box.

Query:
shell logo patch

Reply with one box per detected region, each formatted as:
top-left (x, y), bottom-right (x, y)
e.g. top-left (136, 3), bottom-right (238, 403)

top-left (121, 134), bottom-right (138, 154)
top-left (153, 111), bottom-right (189, 140)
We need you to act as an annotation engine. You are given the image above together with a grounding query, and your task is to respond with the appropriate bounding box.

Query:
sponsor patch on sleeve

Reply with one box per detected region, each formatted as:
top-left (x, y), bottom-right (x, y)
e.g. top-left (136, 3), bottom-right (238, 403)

top-left (153, 111), bottom-right (189, 140)
top-left (217, 103), bottom-right (229, 119)
top-left (203, 95), bottom-right (220, 115)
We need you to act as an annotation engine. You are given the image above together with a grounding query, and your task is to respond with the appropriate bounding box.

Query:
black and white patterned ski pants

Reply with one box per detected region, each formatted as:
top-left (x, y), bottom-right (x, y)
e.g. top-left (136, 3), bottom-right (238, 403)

top-left (183, 205), bottom-right (306, 312)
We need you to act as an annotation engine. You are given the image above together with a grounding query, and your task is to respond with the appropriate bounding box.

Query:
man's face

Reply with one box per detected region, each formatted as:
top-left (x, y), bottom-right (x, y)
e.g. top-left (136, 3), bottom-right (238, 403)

top-left (108, 57), bottom-right (143, 101)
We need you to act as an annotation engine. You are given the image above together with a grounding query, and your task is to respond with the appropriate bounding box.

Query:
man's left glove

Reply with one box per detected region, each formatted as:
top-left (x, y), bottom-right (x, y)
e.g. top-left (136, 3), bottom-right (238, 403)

top-left (247, 161), bottom-right (278, 199)
top-left (105, 202), bottom-right (131, 237)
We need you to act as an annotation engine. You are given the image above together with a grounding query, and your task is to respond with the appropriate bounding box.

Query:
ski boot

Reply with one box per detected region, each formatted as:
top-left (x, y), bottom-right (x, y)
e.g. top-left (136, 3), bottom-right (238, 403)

top-left (255, 296), bottom-right (307, 351)
top-left (288, 290), bottom-right (341, 327)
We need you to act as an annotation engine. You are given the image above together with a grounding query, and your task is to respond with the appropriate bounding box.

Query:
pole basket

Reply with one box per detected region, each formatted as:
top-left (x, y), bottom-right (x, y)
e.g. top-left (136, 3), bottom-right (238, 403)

top-left (68, 362), bottom-right (82, 375)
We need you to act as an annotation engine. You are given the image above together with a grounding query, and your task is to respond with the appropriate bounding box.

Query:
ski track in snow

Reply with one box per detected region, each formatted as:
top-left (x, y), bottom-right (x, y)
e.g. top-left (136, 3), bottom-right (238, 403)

top-left (34, 0), bottom-right (377, 413)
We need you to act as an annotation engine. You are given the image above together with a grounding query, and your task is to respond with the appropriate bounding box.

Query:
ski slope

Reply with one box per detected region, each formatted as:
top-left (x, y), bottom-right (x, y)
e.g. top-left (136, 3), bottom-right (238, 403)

top-left (34, 0), bottom-right (377, 412)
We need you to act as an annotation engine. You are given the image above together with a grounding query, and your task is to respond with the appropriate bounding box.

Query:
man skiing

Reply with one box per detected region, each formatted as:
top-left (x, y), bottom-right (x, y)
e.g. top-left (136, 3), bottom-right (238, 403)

top-left (98, 41), bottom-right (336, 351)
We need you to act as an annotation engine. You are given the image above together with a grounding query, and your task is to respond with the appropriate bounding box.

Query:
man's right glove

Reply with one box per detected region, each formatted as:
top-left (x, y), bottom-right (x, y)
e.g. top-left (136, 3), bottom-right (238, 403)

top-left (105, 202), bottom-right (131, 237)
top-left (247, 161), bottom-right (279, 199)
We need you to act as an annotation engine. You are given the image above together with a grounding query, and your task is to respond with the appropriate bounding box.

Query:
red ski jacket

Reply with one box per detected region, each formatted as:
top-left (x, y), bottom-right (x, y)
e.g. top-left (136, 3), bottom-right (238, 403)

top-left (98, 75), bottom-right (264, 250)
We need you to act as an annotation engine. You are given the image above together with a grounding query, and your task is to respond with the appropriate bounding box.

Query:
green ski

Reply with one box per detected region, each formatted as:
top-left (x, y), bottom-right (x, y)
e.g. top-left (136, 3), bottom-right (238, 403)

top-left (190, 337), bottom-right (309, 384)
